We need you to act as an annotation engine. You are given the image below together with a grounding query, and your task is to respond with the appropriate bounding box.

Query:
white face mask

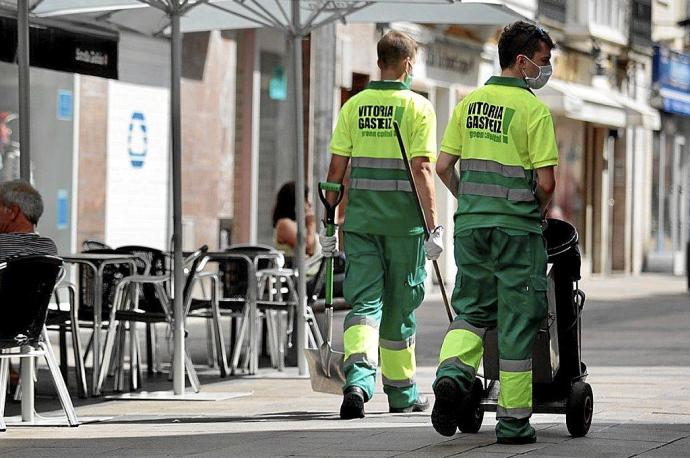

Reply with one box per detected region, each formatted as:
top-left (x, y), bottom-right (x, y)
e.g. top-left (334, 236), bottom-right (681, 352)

top-left (520, 55), bottom-right (552, 90)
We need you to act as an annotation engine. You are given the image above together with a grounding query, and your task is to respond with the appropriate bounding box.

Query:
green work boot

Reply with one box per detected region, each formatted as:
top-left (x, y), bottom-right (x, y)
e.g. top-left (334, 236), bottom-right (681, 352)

top-left (389, 395), bottom-right (429, 413)
top-left (431, 377), bottom-right (461, 436)
top-left (340, 386), bottom-right (366, 419)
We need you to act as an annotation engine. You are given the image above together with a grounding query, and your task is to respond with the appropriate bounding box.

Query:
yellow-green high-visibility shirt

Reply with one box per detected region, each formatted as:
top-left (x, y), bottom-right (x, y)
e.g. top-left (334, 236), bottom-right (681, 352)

top-left (441, 76), bottom-right (559, 235)
top-left (330, 81), bottom-right (437, 236)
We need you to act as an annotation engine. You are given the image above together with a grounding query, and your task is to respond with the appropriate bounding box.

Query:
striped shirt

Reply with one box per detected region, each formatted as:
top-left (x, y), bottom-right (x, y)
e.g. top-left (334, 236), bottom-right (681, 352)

top-left (0, 232), bottom-right (58, 262)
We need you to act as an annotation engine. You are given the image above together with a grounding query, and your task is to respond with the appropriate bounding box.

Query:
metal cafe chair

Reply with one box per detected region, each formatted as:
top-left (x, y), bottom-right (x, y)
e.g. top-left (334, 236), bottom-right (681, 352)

top-left (81, 240), bottom-right (112, 251)
top-left (114, 245), bottom-right (169, 376)
top-left (45, 269), bottom-right (89, 398)
top-left (96, 246), bottom-right (209, 394)
top-left (0, 255), bottom-right (79, 431)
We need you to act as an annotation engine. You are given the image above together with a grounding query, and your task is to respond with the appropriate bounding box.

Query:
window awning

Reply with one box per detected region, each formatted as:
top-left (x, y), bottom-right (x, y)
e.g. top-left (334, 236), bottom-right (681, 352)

top-left (539, 79), bottom-right (627, 128)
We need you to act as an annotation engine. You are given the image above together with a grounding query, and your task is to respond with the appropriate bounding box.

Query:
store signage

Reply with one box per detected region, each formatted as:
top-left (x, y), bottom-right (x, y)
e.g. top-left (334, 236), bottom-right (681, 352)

top-left (423, 39), bottom-right (476, 76)
top-left (652, 46), bottom-right (690, 117)
top-left (0, 16), bottom-right (118, 79)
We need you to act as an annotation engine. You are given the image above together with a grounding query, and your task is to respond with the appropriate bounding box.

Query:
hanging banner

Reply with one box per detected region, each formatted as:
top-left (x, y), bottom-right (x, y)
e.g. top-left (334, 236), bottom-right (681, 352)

top-left (105, 80), bottom-right (169, 249)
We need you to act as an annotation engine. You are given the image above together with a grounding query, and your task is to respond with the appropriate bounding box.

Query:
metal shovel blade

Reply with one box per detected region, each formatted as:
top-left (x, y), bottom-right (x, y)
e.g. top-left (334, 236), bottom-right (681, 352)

top-left (304, 343), bottom-right (345, 395)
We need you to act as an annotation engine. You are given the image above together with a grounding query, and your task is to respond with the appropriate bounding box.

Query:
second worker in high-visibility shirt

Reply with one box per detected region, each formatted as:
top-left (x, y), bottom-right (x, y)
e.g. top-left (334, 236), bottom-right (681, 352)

top-left (319, 30), bottom-right (443, 419)
top-left (432, 21), bottom-right (558, 444)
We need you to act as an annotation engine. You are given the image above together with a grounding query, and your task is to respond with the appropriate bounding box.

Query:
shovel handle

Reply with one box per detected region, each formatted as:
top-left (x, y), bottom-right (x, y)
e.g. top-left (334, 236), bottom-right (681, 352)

top-left (318, 182), bottom-right (344, 307)
top-left (318, 182), bottom-right (344, 345)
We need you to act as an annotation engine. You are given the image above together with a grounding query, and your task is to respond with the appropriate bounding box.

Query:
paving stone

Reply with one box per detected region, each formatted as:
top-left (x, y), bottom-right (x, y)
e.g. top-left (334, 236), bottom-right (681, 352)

top-left (520, 437), bottom-right (663, 457)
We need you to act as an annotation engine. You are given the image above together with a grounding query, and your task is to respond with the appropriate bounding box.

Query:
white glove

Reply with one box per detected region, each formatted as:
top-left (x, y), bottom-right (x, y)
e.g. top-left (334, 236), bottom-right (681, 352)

top-left (424, 225), bottom-right (444, 261)
top-left (319, 226), bottom-right (339, 257)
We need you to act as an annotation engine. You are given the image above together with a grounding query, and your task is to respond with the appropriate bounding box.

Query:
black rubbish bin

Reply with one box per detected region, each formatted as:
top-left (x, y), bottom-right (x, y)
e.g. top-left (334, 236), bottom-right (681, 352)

top-left (543, 218), bottom-right (583, 386)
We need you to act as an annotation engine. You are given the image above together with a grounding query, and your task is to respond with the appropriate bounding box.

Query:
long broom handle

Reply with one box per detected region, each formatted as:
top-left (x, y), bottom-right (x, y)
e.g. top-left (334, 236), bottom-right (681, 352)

top-left (393, 122), bottom-right (453, 322)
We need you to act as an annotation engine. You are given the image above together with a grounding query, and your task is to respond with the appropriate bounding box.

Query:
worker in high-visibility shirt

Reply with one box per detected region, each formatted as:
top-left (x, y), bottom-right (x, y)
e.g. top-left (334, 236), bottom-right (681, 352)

top-left (431, 21), bottom-right (558, 444)
top-left (319, 30), bottom-right (443, 419)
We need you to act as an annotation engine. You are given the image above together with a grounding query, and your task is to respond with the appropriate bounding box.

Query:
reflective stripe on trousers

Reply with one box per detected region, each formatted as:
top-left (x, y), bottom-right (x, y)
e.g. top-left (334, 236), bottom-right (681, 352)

top-left (343, 316), bottom-right (379, 370)
top-left (438, 319), bottom-right (486, 378)
top-left (380, 336), bottom-right (416, 389)
top-left (497, 358), bottom-right (533, 420)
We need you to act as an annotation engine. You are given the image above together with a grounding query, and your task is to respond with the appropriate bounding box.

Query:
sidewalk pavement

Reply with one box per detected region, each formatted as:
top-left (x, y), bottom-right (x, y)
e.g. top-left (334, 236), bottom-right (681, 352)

top-left (1, 274), bottom-right (689, 457)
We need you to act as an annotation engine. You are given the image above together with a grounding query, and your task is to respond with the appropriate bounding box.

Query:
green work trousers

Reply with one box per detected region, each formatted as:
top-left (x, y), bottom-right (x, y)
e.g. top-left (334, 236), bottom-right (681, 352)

top-left (435, 227), bottom-right (547, 440)
top-left (342, 231), bottom-right (426, 409)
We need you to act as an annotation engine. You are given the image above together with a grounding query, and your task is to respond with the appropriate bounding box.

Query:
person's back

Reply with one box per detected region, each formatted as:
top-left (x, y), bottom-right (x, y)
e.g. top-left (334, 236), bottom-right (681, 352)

top-left (443, 77), bottom-right (555, 234)
top-left (432, 21), bottom-right (558, 445)
top-left (333, 85), bottom-right (435, 236)
top-left (0, 180), bottom-right (57, 262)
top-left (322, 30), bottom-right (443, 421)
top-left (0, 232), bottom-right (56, 262)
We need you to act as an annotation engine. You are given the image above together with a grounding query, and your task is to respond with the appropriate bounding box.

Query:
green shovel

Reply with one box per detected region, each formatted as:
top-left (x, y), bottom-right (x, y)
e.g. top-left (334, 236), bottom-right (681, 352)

top-left (304, 181), bottom-right (346, 394)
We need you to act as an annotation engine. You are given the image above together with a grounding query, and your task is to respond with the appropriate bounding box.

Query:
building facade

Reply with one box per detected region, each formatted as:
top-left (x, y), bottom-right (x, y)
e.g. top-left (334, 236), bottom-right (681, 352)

top-left (650, 0), bottom-right (690, 275)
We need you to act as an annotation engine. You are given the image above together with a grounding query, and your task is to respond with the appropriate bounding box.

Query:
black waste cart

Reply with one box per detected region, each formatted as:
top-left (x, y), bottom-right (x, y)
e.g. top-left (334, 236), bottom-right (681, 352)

top-left (456, 218), bottom-right (593, 438)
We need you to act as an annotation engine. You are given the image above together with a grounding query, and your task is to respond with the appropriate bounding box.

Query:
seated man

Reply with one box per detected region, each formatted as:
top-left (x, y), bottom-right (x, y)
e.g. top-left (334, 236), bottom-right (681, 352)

top-left (0, 180), bottom-right (57, 262)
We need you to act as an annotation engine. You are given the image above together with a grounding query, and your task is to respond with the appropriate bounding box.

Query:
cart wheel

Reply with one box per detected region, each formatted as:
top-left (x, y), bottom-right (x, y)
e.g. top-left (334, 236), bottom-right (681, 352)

top-left (457, 378), bottom-right (484, 434)
top-left (566, 381), bottom-right (593, 437)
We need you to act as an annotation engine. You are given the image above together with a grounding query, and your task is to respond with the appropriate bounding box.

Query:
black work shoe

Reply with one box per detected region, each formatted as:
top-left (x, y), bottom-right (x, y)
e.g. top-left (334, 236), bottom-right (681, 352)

top-left (340, 386), bottom-right (366, 419)
top-left (390, 395), bottom-right (430, 413)
top-left (431, 377), bottom-right (461, 437)
top-left (496, 435), bottom-right (537, 445)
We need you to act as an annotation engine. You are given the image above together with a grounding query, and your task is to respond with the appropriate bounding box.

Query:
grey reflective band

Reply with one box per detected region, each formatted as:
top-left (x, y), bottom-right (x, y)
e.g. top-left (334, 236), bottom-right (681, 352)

top-left (380, 336), bottom-right (415, 351)
top-left (382, 376), bottom-right (415, 388)
top-left (496, 406), bottom-right (532, 420)
top-left (344, 315), bottom-right (380, 330)
top-left (350, 178), bottom-right (412, 193)
top-left (343, 353), bottom-right (378, 370)
top-left (448, 319), bottom-right (487, 338)
top-left (459, 182), bottom-right (535, 202)
top-left (438, 357), bottom-right (476, 377)
top-left (351, 157), bottom-right (406, 171)
top-left (500, 358), bottom-right (532, 372)
top-left (461, 158), bottom-right (526, 179)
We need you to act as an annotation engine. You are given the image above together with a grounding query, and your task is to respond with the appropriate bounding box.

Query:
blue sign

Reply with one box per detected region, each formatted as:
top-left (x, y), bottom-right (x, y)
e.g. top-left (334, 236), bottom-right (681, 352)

top-left (57, 90), bottom-right (73, 121)
top-left (653, 46), bottom-right (690, 117)
top-left (56, 189), bottom-right (68, 230)
top-left (127, 111), bottom-right (148, 168)
top-left (269, 67), bottom-right (287, 101)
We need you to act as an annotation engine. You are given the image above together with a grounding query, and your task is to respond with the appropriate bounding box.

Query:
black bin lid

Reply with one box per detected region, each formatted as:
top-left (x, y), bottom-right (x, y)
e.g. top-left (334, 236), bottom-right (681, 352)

top-left (543, 218), bottom-right (578, 258)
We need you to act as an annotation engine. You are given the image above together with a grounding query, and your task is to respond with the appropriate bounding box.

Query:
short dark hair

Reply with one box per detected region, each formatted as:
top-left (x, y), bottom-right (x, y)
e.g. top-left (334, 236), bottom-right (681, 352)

top-left (272, 182), bottom-right (309, 227)
top-left (377, 31), bottom-right (417, 68)
top-left (498, 21), bottom-right (554, 70)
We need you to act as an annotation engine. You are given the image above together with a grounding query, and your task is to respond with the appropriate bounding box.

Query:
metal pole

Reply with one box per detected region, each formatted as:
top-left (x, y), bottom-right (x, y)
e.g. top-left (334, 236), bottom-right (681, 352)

top-left (291, 1), bottom-right (307, 375)
top-left (170, 10), bottom-right (186, 395)
top-left (18, 0), bottom-right (31, 182)
top-left (20, 347), bottom-right (34, 422)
